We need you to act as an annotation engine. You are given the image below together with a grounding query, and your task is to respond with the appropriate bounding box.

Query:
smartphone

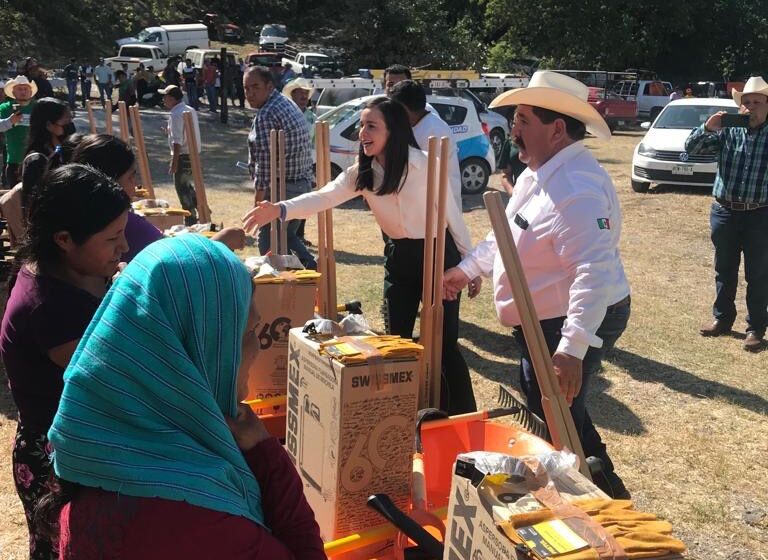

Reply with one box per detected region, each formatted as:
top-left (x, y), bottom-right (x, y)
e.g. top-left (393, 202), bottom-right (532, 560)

top-left (721, 113), bottom-right (750, 128)
top-left (11, 103), bottom-right (20, 114)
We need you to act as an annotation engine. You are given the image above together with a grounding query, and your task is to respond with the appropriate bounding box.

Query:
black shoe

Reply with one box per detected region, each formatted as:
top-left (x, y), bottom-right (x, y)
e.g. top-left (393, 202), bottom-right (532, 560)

top-left (744, 331), bottom-right (765, 352)
top-left (593, 470), bottom-right (631, 500)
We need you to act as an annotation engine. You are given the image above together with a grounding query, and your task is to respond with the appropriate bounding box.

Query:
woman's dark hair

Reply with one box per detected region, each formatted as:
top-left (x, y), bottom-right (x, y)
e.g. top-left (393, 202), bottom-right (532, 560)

top-left (71, 134), bottom-right (135, 180)
top-left (25, 97), bottom-right (69, 156)
top-left (355, 97), bottom-right (419, 196)
top-left (531, 106), bottom-right (587, 141)
top-left (23, 163), bottom-right (130, 265)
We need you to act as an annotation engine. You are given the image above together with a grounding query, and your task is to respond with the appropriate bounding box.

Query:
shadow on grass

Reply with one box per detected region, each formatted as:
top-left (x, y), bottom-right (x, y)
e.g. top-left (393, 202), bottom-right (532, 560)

top-left (650, 184), bottom-right (711, 196)
top-left (335, 250), bottom-right (385, 267)
top-left (607, 348), bottom-right (768, 416)
top-left (589, 373), bottom-right (646, 435)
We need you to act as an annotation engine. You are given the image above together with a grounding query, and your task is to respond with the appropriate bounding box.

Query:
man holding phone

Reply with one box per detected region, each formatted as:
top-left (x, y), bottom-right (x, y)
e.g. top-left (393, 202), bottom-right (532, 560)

top-left (0, 76), bottom-right (37, 187)
top-left (685, 76), bottom-right (768, 352)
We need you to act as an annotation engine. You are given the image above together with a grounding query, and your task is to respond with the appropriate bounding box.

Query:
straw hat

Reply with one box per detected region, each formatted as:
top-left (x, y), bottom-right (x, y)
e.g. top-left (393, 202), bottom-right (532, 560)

top-left (4, 75), bottom-right (38, 99)
top-left (489, 70), bottom-right (611, 139)
top-left (732, 76), bottom-right (768, 106)
top-left (283, 78), bottom-right (314, 100)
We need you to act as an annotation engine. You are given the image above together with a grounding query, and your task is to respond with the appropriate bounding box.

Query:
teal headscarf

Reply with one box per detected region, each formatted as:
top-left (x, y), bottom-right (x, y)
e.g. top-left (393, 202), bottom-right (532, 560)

top-left (48, 235), bottom-right (265, 526)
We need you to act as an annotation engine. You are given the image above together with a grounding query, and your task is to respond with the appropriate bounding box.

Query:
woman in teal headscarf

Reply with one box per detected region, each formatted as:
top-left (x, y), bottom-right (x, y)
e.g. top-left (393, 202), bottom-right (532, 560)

top-left (46, 234), bottom-right (325, 559)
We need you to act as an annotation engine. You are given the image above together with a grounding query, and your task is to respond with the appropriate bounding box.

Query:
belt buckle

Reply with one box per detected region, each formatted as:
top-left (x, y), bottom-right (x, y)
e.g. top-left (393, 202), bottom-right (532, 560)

top-left (732, 201), bottom-right (746, 211)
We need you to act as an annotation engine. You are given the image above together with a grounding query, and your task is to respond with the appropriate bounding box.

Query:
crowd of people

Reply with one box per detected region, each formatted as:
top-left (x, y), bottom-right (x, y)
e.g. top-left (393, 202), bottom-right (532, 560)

top-left (0, 48), bottom-right (766, 559)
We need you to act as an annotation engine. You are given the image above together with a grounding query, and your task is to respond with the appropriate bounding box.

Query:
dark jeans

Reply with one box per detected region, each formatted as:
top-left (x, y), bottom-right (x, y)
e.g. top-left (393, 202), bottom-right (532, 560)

top-left (97, 83), bottom-right (113, 105)
top-left (383, 234), bottom-right (477, 415)
top-left (80, 79), bottom-right (91, 107)
top-left (174, 155), bottom-right (197, 225)
top-left (513, 298), bottom-right (630, 482)
top-left (205, 84), bottom-right (218, 111)
top-left (66, 80), bottom-right (77, 109)
top-left (185, 82), bottom-right (199, 109)
top-left (257, 179), bottom-right (317, 268)
top-left (710, 202), bottom-right (768, 334)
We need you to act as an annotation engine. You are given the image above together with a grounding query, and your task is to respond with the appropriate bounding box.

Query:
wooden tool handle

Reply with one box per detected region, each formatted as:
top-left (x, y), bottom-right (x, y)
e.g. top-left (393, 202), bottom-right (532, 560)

top-left (117, 101), bottom-right (130, 143)
top-left (420, 137), bottom-right (439, 408)
top-left (269, 129), bottom-right (279, 253)
top-left (321, 123), bottom-right (337, 317)
top-left (105, 101), bottom-right (113, 135)
top-left (278, 129), bottom-right (287, 254)
top-left (183, 111), bottom-right (211, 223)
top-left (128, 105), bottom-right (155, 198)
top-left (86, 101), bottom-right (97, 134)
top-left (483, 191), bottom-right (589, 477)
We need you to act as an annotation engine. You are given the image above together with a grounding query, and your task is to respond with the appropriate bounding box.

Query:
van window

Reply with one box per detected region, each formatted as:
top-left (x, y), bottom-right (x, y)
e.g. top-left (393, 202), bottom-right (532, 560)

top-left (432, 103), bottom-right (467, 126)
top-left (147, 32), bottom-right (162, 43)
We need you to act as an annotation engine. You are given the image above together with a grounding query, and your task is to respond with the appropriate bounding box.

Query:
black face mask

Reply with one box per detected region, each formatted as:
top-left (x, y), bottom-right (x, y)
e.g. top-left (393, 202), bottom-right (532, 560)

top-left (60, 122), bottom-right (76, 139)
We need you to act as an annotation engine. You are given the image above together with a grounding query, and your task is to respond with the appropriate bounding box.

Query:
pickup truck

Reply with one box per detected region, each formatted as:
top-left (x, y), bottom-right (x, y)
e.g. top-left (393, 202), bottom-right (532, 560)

top-left (588, 87), bottom-right (638, 131)
top-left (612, 79), bottom-right (672, 121)
top-left (105, 44), bottom-right (168, 75)
top-left (282, 52), bottom-right (342, 78)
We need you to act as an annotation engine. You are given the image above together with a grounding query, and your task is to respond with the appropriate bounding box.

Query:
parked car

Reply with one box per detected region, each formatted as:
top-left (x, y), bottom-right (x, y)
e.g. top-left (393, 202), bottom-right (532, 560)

top-left (319, 94), bottom-right (496, 194)
top-left (105, 45), bottom-right (168, 76)
top-left (613, 79), bottom-right (673, 121)
top-left (245, 51), bottom-right (283, 82)
top-left (201, 13), bottom-right (242, 43)
top-left (259, 24), bottom-right (288, 52)
top-left (434, 87), bottom-right (509, 164)
top-left (630, 98), bottom-right (738, 193)
top-left (115, 24), bottom-right (209, 57)
top-left (182, 48), bottom-right (238, 70)
top-left (587, 87), bottom-right (638, 131)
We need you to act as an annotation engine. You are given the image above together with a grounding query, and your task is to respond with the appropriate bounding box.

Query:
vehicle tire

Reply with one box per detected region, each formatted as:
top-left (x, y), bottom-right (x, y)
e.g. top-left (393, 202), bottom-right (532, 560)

top-left (631, 179), bottom-right (650, 193)
top-left (460, 158), bottom-right (491, 195)
top-left (650, 107), bottom-right (662, 121)
top-left (489, 128), bottom-right (506, 165)
top-left (608, 121), bottom-right (617, 133)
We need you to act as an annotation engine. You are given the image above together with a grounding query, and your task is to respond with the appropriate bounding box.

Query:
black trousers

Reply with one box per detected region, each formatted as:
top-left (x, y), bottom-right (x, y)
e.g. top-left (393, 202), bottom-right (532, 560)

top-left (383, 234), bottom-right (477, 414)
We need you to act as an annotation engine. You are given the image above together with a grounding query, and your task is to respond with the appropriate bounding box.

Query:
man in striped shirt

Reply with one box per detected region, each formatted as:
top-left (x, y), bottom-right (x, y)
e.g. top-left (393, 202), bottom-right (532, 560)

top-left (686, 76), bottom-right (768, 352)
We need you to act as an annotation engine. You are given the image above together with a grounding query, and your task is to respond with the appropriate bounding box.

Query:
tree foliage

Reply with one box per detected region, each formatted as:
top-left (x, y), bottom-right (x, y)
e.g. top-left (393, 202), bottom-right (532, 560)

top-left (2, 0), bottom-right (768, 81)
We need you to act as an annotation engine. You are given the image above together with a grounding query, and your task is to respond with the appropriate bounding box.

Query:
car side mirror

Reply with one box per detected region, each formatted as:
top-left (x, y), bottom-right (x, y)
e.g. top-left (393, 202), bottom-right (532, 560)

top-left (640, 122), bottom-right (651, 129)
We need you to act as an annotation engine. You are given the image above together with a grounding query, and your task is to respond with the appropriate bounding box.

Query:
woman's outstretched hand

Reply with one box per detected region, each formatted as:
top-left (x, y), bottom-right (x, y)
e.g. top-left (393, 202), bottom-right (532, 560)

top-left (242, 201), bottom-right (281, 235)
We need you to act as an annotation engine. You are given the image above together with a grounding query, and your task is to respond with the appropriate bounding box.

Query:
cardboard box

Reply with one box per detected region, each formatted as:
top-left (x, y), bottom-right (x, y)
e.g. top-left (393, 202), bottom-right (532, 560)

top-left (286, 328), bottom-right (420, 542)
top-left (245, 283), bottom-right (317, 414)
top-left (444, 454), bottom-right (608, 560)
top-left (140, 212), bottom-right (184, 231)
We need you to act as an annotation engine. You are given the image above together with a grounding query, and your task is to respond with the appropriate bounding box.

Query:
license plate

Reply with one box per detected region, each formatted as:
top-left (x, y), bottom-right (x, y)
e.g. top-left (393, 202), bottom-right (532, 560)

top-left (672, 164), bottom-right (693, 175)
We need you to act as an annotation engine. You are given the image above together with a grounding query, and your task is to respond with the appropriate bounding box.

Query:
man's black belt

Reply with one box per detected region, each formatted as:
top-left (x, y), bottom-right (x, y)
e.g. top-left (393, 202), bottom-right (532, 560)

top-left (607, 295), bottom-right (631, 311)
top-left (716, 198), bottom-right (768, 211)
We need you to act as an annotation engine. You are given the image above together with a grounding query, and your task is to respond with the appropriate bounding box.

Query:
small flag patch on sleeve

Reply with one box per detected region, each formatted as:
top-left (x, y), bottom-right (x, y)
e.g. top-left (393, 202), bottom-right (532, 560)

top-left (597, 218), bottom-right (611, 230)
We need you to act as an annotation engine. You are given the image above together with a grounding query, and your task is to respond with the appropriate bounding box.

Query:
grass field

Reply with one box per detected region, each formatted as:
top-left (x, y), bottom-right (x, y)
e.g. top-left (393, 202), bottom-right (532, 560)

top-left (0, 107), bottom-right (766, 559)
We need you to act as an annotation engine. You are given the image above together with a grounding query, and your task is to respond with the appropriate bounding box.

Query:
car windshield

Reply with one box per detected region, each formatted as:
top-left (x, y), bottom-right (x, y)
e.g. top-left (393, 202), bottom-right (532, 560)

top-left (136, 30), bottom-right (151, 42)
top-left (319, 101), bottom-right (364, 127)
top-left (654, 105), bottom-right (738, 129)
top-left (318, 88), bottom-right (373, 108)
top-left (261, 25), bottom-right (287, 38)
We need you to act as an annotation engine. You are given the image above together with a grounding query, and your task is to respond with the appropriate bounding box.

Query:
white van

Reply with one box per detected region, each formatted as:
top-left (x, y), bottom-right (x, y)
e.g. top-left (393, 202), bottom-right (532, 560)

top-left (116, 24), bottom-right (209, 57)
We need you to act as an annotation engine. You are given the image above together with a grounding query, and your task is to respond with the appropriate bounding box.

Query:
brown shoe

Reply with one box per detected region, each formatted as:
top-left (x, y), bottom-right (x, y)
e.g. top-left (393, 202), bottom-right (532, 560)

top-left (700, 320), bottom-right (733, 337)
top-left (744, 331), bottom-right (765, 352)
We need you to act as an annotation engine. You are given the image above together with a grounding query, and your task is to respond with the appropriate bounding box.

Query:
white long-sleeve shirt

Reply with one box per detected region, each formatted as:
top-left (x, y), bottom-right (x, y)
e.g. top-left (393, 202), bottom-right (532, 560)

top-left (281, 147), bottom-right (473, 256)
top-left (457, 142), bottom-right (630, 359)
top-left (167, 102), bottom-right (200, 156)
top-left (412, 111), bottom-right (462, 210)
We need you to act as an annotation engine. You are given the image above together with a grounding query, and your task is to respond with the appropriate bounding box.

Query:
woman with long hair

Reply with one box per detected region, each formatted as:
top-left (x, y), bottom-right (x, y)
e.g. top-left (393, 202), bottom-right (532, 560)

top-left (21, 97), bottom-right (74, 210)
top-left (243, 96), bottom-right (479, 414)
top-left (0, 164), bottom-right (130, 559)
top-left (46, 235), bottom-right (325, 559)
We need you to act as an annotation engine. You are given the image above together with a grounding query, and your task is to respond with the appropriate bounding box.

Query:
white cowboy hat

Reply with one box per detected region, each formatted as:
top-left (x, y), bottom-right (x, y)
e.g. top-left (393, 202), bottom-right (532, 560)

top-left (489, 70), bottom-right (611, 139)
top-left (282, 78), bottom-right (314, 100)
top-left (732, 76), bottom-right (768, 106)
top-left (4, 75), bottom-right (38, 99)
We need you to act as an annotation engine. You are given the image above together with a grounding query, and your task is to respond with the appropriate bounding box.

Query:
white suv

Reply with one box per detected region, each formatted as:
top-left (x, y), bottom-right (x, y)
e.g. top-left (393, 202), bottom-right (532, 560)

top-left (319, 94), bottom-right (496, 194)
top-left (631, 98), bottom-right (738, 193)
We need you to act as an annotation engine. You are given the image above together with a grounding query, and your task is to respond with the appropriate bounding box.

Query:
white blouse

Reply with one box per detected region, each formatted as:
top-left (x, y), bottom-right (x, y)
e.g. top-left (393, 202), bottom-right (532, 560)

top-left (280, 147), bottom-right (473, 256)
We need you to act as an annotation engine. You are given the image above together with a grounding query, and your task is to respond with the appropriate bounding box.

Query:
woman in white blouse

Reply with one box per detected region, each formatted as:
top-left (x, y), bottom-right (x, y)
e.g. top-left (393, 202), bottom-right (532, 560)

top-left (243, 97), bottom-right (478, 413)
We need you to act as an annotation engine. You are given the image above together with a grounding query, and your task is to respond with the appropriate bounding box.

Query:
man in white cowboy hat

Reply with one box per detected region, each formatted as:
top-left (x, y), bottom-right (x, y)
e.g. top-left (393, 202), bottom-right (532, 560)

top-left (443, 70), bottom-right (632, 498)
top-left (686, 76), bottom-right (768, 352)
top-left (283, 78), bottom-right (317, 138)
top-left (0, 75), bottom-right (38, 186)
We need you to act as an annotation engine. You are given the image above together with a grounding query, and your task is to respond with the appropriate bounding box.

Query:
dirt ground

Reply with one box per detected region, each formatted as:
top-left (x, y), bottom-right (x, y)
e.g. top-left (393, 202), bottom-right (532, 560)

top-left (0, 106), bottom-right (766, 559)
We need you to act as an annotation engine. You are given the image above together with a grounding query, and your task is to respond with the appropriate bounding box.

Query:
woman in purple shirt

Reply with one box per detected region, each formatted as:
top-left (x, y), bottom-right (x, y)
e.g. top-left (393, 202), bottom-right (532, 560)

top-left (0, 164), bottom-right (130, 559)
top-left (71, 134), bottom-right (164, 262)
top-left (72, 134), bottom-right (246, 259)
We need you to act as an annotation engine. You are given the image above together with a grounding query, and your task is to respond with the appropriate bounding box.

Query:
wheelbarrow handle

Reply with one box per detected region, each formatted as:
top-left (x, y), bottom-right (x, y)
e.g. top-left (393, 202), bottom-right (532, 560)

top-left (366, 494), bottom-right (444, 559)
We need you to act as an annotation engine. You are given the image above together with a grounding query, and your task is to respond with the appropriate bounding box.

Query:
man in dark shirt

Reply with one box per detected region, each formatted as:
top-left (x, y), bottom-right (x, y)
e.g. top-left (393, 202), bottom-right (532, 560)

top-left (686, 76), bottom-right (768, 352)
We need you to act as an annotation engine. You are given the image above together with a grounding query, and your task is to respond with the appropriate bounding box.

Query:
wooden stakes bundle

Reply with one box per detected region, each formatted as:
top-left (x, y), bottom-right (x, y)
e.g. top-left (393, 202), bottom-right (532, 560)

top-left (182, 111), bottom-right (211, 223)
top-left (314, 121), bottom-right (337, 318)
top-left (105, 101), bottom-right (113, 135)
top-left (278, 130), bottom-right (288, 253)
top-left (128, 105), bottom-right (155, 198)
top-left (420, 136), bottom-right (450, 409)
top-left (86, 101), bottom-right (97, 134)
top-left (117, 101), bottom-right (130, 143)
top-left (482, 191), bottom-right (590, 478)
